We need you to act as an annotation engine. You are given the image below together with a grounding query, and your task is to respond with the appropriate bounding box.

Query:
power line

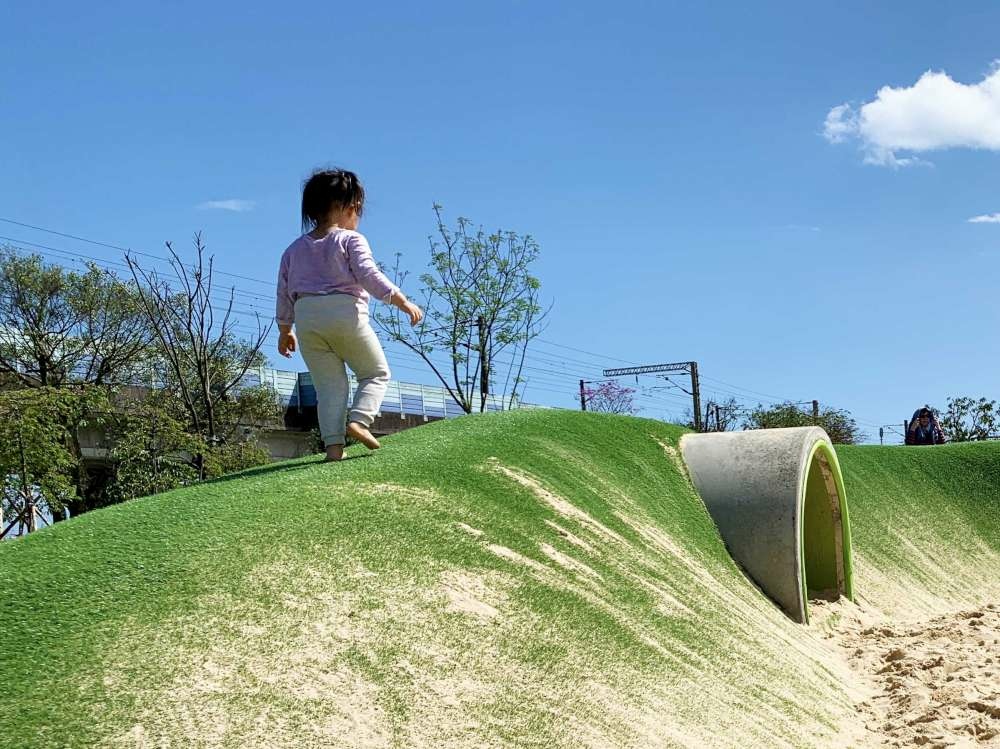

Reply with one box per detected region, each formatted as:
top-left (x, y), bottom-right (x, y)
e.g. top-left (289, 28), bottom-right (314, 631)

top-left (0, 217), bottom-right (277, 289)
top-left (1, 218), bottom-right (888, 431)
top-left (0, 235), bottom-right (275, 309)
top-left (0, 228), bottom-right (697, 386)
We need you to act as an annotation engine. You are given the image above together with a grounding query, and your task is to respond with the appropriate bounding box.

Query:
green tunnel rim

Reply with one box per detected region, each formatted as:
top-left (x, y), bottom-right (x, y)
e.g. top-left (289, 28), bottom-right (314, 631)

top-left (797, 438), bottom-right (855, 625)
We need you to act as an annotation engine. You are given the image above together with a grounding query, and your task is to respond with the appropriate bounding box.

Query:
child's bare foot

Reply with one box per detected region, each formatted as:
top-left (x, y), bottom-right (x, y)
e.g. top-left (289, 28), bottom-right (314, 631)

top-left (347, 422), bottom-right (380, 450)
top-left (324, 444), bottom-right (345, 462)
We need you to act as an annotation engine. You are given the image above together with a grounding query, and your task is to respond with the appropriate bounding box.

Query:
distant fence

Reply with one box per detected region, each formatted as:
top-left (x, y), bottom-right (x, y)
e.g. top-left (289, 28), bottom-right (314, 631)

top-left (249, 366), bottom-right (531, 420)
top-left (18, 359), bottom-right (538, 421)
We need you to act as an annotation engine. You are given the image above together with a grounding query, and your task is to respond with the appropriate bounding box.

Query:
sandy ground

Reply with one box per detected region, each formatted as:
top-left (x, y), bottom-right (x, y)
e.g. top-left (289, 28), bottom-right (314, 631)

top-left (812, 599), bottom-right (1000, 748)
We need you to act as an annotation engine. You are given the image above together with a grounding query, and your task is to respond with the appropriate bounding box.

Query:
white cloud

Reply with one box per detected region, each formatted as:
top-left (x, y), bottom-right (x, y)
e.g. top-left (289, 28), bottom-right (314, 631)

top-left (197, 199), bottom-right (256, 212)
top-left (968, 213), bottom-right (1000, 224)
top-left (823, 62), bottom-right (1000, 167)
top-left (822, 104), bottom-right (855, 144)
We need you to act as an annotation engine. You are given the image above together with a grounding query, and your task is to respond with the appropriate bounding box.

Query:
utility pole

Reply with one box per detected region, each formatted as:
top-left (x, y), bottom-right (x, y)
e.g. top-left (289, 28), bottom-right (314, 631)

top-left (1, 433), bottom-right (40, 540)
top-left (477, 316), bottom-right (489, 411)
top-left (715, 404), bottom-right (722, 432)
top-left (811, 400), bottom-right (819, 423)
top-left (579, 380), bottom-right (587, 411)
top-left (603, 361), bottom-right (702, 431)
top-left (691, 362), bottom-right (702, 432)
top-left (20, 432), bottom-right (35, 533)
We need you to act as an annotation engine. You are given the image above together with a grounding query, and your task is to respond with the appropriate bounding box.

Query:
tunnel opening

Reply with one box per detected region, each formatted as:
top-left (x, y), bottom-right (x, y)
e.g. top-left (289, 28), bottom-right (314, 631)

top-left (679, 427), bottom-right (855, 624)
top-left (801, 443), bottom-right (853, 605)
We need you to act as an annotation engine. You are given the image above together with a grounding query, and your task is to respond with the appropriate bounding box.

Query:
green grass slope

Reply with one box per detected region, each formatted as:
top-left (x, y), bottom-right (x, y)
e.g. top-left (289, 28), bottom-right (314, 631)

top-left (1, 412), bottom-right (997, 748)
top-left (838, 441), bottom-right (1000, 620)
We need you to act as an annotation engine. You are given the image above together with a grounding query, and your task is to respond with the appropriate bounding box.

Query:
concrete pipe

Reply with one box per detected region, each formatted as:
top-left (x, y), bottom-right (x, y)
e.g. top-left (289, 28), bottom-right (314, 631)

top-left (679, 427), bottom-right (854, 624)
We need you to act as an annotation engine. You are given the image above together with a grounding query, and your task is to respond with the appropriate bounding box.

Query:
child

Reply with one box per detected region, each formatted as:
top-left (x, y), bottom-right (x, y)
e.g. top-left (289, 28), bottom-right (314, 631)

top-left (276, 168), bottom-right (423, 462)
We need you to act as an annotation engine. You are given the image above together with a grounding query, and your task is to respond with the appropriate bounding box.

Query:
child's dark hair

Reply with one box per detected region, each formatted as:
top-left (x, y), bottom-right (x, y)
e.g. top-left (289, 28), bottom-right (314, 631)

top-left (301, 168), bottom-right (365, 231)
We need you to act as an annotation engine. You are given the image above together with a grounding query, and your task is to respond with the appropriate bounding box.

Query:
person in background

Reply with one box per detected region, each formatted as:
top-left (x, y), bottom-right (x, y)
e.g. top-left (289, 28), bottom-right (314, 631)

top-left (276, 168), bottom-right (424, 462)
top-left (905, 407), bottom-right (946, 446)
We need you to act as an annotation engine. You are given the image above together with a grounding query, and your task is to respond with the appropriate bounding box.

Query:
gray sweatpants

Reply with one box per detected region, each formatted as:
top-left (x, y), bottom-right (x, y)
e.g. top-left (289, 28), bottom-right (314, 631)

top-left (294, 293), bottom-right (390, 446)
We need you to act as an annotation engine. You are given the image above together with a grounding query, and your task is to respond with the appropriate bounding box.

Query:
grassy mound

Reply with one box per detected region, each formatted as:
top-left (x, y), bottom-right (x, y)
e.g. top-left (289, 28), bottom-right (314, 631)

top-left (1, 411), bottom-right (997, 748)
top-left (837, 441), bottom-right (1000, 620)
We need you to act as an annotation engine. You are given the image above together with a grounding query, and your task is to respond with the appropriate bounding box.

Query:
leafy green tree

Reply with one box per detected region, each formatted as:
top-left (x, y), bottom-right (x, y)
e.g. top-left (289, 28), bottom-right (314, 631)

top-left (939, 396), bottom-right (997, 442)
top-left (105, 399), bottom-right (201, 503)
top-left (0, 245), bottom-right (276, 512)
top-left (0, 249), bottom-right (157, 515)
top-left (375, 206), bottom-right (548, 413)
top-left (0, 386), bottom-right (109, 536)
top-left (0, 248), bottom-right (154, 387)
top-left (743, 401), bottom-right (864, 445)
top-left (202, 439), bottom-right (271, 478)
top-left (107, 393), bottom-right (275, 503)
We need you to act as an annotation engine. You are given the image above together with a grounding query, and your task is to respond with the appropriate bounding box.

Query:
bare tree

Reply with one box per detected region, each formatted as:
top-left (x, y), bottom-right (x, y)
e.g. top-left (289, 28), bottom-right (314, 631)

top-left (125, 234), bottom-right (272, 460)
top-left (375, 206), bottom-right (549, 413)
top-left (705, 397), bottom-right (744, 431)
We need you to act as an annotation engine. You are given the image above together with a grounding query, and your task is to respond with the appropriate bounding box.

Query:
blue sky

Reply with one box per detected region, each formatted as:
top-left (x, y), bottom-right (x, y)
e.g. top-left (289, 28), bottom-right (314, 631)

top-left (2, 1), bottom-right (999, 441)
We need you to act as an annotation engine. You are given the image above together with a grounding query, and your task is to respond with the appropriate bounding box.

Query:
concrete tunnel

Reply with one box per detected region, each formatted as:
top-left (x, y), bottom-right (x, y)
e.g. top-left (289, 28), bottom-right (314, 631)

top-left (679, 427), bottom-right (854, 624)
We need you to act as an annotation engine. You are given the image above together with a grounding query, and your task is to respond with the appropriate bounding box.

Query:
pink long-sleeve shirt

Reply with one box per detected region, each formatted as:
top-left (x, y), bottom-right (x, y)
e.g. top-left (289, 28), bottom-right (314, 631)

top-left (275, 229), bottom-right (399, 325)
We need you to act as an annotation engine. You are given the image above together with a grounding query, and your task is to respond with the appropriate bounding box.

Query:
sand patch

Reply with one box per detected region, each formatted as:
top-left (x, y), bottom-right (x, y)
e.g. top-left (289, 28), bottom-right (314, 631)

top-left (439, 570), bottom-right (503, 622)
top-left (486, 543), bottom-right (547, 573)
top-left (99, 563), bottom-right (392, 749)
top-left (365, 483), bottom-right (440, 502)
top-left (540, 542), bottom-right (601, 579)
top-left (851, 529), bottom-right (1000, 623)
top-left (455, 522), bottom-right (484, 538)
top-left (817, 599), bottom-right (1000, 747)
top-left (653, 436), bottom-right (690, 478)
top-left (486, 459), bottom-right (627, 545)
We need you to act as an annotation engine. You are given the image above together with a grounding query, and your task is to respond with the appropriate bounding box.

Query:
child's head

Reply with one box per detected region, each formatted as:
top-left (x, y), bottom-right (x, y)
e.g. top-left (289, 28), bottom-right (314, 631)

top-left (301, 168), bottom-right (365, 232)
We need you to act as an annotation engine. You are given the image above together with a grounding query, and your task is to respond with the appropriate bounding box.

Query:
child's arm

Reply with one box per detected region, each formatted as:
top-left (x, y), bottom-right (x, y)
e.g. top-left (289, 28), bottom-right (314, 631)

top-left (387, 290), bottom-right (423, 326)
top-left (346, 233), bottom-right (422, 325)
top-left (276, 255), bottom-right (298, 357)
top-left (344, 233), bottom-right (398, 301)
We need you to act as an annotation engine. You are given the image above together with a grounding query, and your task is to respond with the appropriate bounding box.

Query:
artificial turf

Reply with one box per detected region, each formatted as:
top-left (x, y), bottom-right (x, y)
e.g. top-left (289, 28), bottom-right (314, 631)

top-left (837, 440), bottom-right (1000, 617)
top-left (1, 411), bottom-right (997, 748)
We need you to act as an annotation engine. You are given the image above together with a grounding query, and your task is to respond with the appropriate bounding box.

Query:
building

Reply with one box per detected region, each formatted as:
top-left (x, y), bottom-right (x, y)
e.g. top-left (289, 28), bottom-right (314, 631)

top-left (250, 366), bottom-right (528, 460)
top-left (72, 366), bottom-right (535, 464)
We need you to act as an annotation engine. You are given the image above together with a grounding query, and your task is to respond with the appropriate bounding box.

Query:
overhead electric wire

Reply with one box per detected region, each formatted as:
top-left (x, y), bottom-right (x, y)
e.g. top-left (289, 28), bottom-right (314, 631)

top-left (0, 217), bottom-right (277, 289)
top-left (2, 217), bottom-right (887, 429)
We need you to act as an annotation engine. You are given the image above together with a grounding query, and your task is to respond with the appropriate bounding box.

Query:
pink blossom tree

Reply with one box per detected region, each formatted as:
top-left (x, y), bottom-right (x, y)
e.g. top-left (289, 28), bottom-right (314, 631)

top-left (583, 381), bottom-right (637, 415)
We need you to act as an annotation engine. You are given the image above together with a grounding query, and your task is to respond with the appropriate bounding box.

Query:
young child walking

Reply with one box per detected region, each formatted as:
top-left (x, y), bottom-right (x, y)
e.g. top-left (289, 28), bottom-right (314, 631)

top-left (276, 168), bottom-right (423, 462)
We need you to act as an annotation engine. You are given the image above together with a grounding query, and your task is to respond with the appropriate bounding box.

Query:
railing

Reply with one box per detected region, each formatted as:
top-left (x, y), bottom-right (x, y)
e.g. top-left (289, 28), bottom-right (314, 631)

top-left (254, 366), bottom-right (531, 420)
top-left (25, 361), bottom-right (535, 421)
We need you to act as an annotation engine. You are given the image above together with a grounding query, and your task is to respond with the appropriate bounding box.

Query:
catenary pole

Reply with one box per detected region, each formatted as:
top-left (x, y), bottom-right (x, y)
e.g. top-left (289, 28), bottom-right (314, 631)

top-left (602, 361), bottom-right (702, 431)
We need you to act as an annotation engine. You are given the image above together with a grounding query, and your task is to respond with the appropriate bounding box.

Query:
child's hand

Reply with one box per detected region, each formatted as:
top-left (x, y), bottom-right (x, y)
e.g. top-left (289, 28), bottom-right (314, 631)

top-left (403, 301), bottom-right (424, 327)
top-left (278, 330), bottom-right (297, 358)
